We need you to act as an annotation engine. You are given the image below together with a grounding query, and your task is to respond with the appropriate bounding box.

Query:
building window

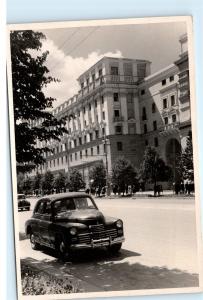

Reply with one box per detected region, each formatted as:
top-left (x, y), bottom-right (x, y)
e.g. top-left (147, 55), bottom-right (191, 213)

top-left (57, 158), bottom-right (59, 165)
top-left (94, 100), bottom-right (97, 107)
top-left (95, 130), bottom-right (99, 139)
top-left (142, 107), bottom-right (147, 120)
top-left (141, 89), bottom-right (145, 95)
top-left (162, 79), bottom-right (166, 86)
top-left (152, 103), bottom-right (156, 113)
top-left (111, 66), bottom-right (119, 75)
top-left (66, 156), bottom-right (68, 163)
top-left (83, 107), bottom-right (86, 114)
top-left (154, 137), bottom-right (159, 147)
top-left (91, 147), bottom-right (93, 156)
top-left (171, 95), bottom-right (175, 106)
top-left (84, 120), bottom-right (87, 127)
top-left (96, 114), bottom-right (99, 122)
top-left (128, 123), bottom-right (136, 134)
top-left (50, 160), bottom-right (52, 168)
top-left (89, 133), bottom-right (93, 141)
top-left (102, 127), bottom-right (105, 136)
top-left (84, 135), bottom-right (87, 143)
top-left (80, 151), bottom-right (82, 159)
top-left (79, 137), bottom-right (82, 145)
top-left (61, 145), bottom-right (63, 152)
top-left (115, 125), bottom-right (122, 134)
top-left (145, 140), bottom-right (148, 146)
top-left (117, 141), bottom-right (123, 151)
top-left (86, 78), bottom-right (89, 86)
top-left (113, 93), bottom-right (119, 102)
top-left (144, 124), bottom-right (148, 134)
top-left (75, 152), bottom-right (77, 161)
top-left (99, 69), bottom-right (102, 77)
top-left (101, 96), bottom-right (104, 104)
top-left (172, 114), bottom-right (177, 123)
top-left (163, 98), bottom-right (167, 109)
top-left (102, 111), bottom-right (105, 120)
top-left (53, 160), bottom-right (55, 167)
top-left (74, 139), bottom-right (77, 148)
top-left (92, 74), bottom-right (95, 82)
top-left (153, 120), bottom-right (157, 131)
top-left (170, 75), bottom-right (174, 82)
top-left (85, 149), bottom-right (88, 158)
top-left (89, 103), bottom-right (91, 110)
top-left (164, 117), bottom-right (168, 125)
top-left (70, 154), bottom-right (72, 162)
top-left (103, 144), bottom-right (106, 153)
top-left (97, 145), bottom-right (100, 155)
top-left (81, 82), bottom-right (84, 89)
top-left (61, 156), bottom-right (63, 164)
top-left (114, 110), bottom-right (120, 117)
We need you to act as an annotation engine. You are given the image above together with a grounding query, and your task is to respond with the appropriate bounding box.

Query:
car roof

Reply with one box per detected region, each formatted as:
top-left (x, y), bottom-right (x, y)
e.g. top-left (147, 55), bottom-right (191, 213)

top-left (39, 192), bottom-right (89, 202)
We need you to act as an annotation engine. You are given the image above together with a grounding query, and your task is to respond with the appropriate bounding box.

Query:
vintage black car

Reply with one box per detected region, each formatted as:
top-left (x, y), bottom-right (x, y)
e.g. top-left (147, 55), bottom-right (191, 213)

top-left (25, 192), bottom-right (124, 258)
top-left (18, 194), bottom-right (30, 211)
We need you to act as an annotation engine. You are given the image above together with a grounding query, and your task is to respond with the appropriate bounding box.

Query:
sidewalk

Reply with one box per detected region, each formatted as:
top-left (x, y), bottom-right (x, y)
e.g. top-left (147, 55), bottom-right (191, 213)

top-left (97, 190), bottom-right (195, 199)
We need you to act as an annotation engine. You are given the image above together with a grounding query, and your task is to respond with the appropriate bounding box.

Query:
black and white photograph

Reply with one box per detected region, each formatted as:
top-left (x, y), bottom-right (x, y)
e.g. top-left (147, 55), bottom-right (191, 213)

top-left (7, 16), bottom-right (203, 299)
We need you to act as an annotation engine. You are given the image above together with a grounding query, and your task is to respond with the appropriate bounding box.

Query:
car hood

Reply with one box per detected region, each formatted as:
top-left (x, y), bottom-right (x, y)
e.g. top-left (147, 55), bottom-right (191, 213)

top-left (55, 209), bottom-right (105, 225)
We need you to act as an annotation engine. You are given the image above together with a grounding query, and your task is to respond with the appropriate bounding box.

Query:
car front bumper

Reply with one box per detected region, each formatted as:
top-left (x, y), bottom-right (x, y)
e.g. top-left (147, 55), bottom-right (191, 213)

top-left (70, 236), bottom-right (125, 250)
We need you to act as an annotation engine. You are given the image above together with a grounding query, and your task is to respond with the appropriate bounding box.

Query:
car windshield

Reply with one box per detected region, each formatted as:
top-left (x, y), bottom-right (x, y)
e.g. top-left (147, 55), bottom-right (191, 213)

top-left (18, 194), bottom-right (25, 200)
top-left (54, 197), bottom-right (96, 214)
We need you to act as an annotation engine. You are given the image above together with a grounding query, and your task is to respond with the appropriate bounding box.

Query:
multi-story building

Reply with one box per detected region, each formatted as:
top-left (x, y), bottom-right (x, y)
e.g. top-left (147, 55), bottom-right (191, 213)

top-left (31, 34), bottom-right (191, 186)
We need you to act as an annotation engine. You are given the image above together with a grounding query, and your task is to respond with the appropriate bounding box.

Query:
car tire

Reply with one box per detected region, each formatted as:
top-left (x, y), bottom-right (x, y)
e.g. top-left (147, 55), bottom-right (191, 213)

top-left (30, 233), bottom-right (40, 250)
top-left (56, 236), bottom-right (70, 261)
top-left (108, 243), bottom-right (122, 254)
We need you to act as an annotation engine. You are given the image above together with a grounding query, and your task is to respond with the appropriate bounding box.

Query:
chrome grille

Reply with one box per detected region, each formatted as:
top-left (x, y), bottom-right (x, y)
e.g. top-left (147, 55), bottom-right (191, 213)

top-left (77, 227), bottom-right (118, 245)
top-left (89, 224), bottom-right (104, 232)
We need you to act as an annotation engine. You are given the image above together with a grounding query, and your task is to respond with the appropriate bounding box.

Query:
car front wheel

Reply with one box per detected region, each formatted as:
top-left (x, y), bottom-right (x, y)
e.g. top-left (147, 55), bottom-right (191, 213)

top-left (30, 233), bottom-right (40, 250)
top-left (108, 243), bottom-right (122, 254)
top-left (56, 236), bottom-right (70, 261)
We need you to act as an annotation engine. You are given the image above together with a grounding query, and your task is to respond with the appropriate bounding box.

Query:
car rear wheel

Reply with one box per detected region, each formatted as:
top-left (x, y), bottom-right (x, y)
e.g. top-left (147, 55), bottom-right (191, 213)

top-left (108, 243), bottom-right (122, 254)
top-left (30, 233), bottom-right (40, 250)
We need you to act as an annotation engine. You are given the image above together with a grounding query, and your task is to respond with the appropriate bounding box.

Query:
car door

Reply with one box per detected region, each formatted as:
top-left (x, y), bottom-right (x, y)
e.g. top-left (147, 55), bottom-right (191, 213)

top-left (31, 200), bottom-right (45, 243)
top-left (38, 199), bottom-right (55, 248)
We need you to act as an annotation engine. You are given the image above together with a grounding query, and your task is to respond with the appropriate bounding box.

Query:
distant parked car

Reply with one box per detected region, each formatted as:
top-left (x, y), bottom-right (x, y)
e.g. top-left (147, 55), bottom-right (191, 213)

top-left (18, 194), bottom-right (30, 211)
top-left (25, 192), bottom-right (125, 259)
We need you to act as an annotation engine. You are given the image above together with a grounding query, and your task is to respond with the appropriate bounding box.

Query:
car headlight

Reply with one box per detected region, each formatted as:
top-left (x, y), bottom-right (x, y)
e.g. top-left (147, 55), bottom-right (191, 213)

top-left (116, 220), bottom-right (123, 228)
top-left (70, 227), bottom-right (77, 235)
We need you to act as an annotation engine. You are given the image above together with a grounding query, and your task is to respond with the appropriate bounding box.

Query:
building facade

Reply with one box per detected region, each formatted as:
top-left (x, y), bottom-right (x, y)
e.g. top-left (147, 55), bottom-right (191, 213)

top-left (31, 35), bottom-right (191, 186)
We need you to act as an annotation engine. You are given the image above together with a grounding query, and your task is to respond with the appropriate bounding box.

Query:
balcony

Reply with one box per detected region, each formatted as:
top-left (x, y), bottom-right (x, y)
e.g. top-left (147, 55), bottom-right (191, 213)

top-left (113, 116), bottom-right (124, 122)
top-left (77, 75), bottom-right (138, 100)
top-left (159, 122), bottom-right (180, 136)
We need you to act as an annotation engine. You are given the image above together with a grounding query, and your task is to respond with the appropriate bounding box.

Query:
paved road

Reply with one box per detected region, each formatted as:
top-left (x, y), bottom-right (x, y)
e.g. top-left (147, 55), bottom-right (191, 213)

top-left (18, 196), bottom-right (200, 292)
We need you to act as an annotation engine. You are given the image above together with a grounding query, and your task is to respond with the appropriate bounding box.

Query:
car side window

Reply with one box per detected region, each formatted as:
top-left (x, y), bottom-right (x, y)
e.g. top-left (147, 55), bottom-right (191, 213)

top-left (35, 201), bottom-right (44, 214)
top-left (44, 201), bottom-right (51, 215)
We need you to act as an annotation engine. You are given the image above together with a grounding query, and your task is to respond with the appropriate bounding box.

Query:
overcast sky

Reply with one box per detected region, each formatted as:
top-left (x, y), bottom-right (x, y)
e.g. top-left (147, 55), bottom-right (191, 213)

top-left (38, 21), bottom-right (187, 108)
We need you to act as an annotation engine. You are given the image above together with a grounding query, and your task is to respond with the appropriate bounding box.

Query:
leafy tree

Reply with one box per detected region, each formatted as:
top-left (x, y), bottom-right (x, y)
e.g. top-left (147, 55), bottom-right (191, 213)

top-left (139, 146), bottom-right (172, 194)
top-left (66, 169), bottom-right (85, 192)
top-left (41, 170), bottom-right (54, 194)
top-left (112, 157), bottom-right (137, 195)
top-left (54, 172), bottom-right (66, 193)
top-left (10, 30), bottom-right (68, 172)
top-left (17, 172), bottom-right (25, 193)
top-left (89, 163), bottom-right (106, 189)
top-left (177, 131), bottom-right (194, 181)
top-left (23, 177), bottom-right (33, 195)
top-left (32, 172), bottom-right (42, 194)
